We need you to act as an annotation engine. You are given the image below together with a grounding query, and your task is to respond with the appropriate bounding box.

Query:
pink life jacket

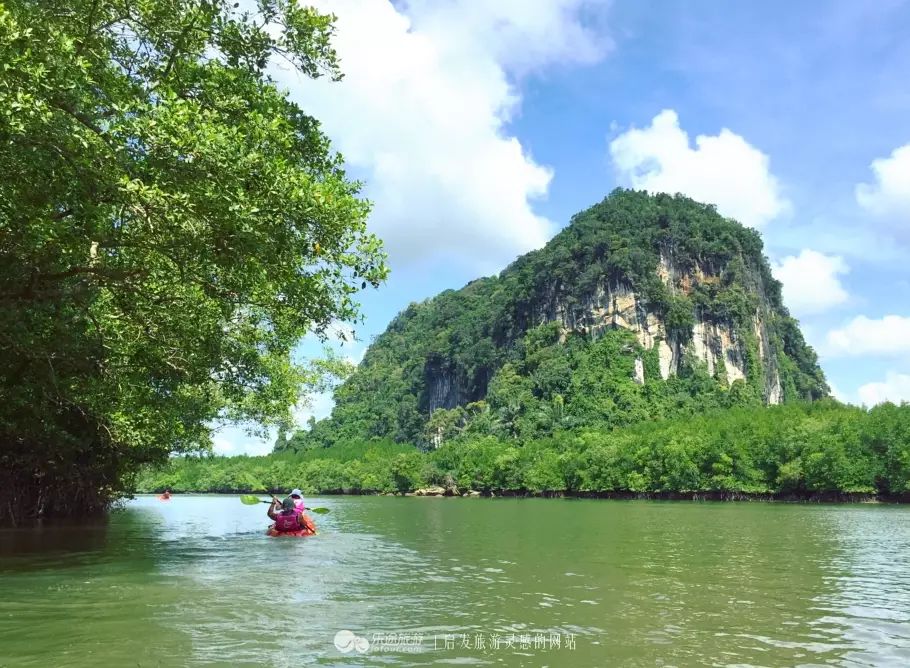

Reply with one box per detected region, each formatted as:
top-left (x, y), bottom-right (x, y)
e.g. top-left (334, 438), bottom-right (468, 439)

top-left (274, 510), bottom-right (300, 532)
top-left (293, 499), bottom-right (305, 513)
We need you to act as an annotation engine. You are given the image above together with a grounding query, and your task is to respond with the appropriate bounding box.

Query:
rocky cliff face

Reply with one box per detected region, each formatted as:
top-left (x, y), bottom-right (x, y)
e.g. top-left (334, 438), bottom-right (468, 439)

top-left (524, 252), bottom-right (783, 405)
top-left (423, 358), bottom-right (472, 411)
top-left (316, 190), bottom-right (827, 447)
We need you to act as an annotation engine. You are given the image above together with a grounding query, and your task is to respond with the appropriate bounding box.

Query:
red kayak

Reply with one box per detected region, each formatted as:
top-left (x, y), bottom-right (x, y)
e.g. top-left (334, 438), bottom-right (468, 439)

top-left (266, 527), bottom-right (316, 538)
top-left (266, 514), bottom-right (317, 537)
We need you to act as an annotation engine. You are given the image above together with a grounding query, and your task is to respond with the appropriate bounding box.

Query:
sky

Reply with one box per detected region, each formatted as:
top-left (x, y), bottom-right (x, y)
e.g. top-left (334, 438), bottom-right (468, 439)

top-left (215, 0), bottom-right (910, 455)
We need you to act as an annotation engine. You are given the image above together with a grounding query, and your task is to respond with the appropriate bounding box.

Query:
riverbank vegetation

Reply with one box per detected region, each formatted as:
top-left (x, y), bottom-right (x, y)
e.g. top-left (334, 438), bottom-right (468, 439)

top-left (0, 0), bottom-right (386, 523)
top-left (139, 401), bottom-right (910, 500)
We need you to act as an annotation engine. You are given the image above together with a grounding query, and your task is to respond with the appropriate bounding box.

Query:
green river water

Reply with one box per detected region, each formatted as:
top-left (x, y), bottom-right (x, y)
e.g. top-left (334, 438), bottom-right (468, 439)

top-left (2, 496), bottom-right (910, 667)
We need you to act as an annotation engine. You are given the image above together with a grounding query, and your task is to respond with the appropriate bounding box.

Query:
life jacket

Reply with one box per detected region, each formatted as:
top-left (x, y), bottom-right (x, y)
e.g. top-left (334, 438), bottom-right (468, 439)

top-left (293, 499), bottom-right (305, 513)
top-left (274, 509), bottom-right (300, 532)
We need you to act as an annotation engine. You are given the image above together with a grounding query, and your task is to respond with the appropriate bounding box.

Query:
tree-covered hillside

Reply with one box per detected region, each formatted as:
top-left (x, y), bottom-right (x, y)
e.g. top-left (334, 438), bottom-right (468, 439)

top-left (285, 190), bottom-right (828, 452)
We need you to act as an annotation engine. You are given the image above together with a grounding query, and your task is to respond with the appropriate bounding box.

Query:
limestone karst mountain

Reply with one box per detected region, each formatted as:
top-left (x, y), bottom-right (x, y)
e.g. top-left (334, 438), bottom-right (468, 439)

top-left (286, 189), bottom-right (827, 450)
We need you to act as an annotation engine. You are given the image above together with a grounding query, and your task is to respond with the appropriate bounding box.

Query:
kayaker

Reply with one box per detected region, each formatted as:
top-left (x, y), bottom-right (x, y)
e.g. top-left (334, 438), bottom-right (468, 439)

top-left (289, 488), bottom-right (305, 512)
top-left (266, 489), bottom-right (304, 518)
top-left (268, 497), bottom-right (314, 533)
top-left (267, 495), bottom-right (285, 521)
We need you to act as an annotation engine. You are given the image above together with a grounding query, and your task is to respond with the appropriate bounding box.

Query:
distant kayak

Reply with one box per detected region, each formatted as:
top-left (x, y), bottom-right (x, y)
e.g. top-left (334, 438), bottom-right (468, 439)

top-left (158, 493), bottom-right (171, 501)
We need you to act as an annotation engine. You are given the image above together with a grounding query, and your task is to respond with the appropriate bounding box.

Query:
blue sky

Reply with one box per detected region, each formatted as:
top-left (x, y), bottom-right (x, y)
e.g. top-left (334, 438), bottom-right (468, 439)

top-left (217, 0), bottom-right (910, 454)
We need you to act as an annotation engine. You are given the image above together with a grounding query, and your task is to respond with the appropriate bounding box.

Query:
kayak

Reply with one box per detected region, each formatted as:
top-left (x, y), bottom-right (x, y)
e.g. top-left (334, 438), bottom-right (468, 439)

top-left (266, 526), bottom-right (316, 538)
top-left (158, 494), bottom-right (171, 501)
top-left (266, 513), bottom-right (317, 537)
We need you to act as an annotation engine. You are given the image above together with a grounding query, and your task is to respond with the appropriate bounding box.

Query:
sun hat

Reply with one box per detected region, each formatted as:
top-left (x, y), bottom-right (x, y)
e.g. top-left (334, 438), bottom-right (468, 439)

top-left (290, 488), bottom-right (302, 498)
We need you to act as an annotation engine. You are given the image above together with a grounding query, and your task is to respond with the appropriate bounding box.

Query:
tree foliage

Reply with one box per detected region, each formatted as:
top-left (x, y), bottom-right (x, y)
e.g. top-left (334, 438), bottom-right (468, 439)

top-left (0, 0), bottom-right (387, 522)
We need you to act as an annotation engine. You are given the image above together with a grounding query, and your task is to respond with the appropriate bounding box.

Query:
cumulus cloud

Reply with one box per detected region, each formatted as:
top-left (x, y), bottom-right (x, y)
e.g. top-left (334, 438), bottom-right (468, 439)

top-left (771, 249), bottom-right (849, 317)
top-left (858, 373), bottom-right (910, 406)
top-left (855, 143), bottom-right (910, 237)
top-left (825, 315), bottom-right (910, 357)
top-left (272, 0), bottom-right (610, 270)
top-left (404, 0), bottom-right (609, 74)
top-left (609, 109), bottom-right (790, 228)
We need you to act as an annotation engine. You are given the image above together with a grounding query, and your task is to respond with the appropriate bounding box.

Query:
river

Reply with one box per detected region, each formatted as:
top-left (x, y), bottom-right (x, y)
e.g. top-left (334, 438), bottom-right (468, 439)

top-left (2, 496), bottom-right (910, 667)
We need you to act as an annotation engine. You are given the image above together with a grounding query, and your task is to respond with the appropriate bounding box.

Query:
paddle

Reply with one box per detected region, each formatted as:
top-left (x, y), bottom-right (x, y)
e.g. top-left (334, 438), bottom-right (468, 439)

top-left (239, 495), bottom-right (330, 514)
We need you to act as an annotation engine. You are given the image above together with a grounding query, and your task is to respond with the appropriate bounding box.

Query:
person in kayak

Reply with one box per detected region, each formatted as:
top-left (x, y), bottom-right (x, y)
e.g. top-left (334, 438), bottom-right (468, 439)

top-left (266, 489), bottom-right (305, 518)
top-left (289, 488), bottom-right (305, 512)
top-left (267, 496), bottom-right (316, 534)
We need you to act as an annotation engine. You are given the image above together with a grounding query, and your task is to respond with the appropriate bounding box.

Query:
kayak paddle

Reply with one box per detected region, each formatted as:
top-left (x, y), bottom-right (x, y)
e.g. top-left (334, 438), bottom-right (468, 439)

top-left (240, 494), bottom-right (276, 505)
top-left (239, 495), bottom-right (330, 514)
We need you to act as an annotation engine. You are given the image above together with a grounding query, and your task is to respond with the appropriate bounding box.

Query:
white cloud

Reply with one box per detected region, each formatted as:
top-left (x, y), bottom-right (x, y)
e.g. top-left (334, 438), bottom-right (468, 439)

top-left (772, 249), bottom-right (849, 317)
top-left (273, 0), bottom-right (611, 270)
top-left (212, 434), bottom-right (236, 455)
top-left (404, 0), bottom-right (609, 74)
top-left (855, 143), bottom-right (910, 237)
top-left (291, 392), bottom-right (335, 428)
top-left (825, 315), bottom-right (910, 357)
top-left (858, 373), bottom-right (910, 406)
top-left (208, 391), bottom-right (338, 457)
top-left (609, 109), bottom-right (790, 228)
top-left (211, 427), bottom-right (273, 456)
